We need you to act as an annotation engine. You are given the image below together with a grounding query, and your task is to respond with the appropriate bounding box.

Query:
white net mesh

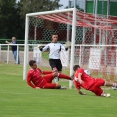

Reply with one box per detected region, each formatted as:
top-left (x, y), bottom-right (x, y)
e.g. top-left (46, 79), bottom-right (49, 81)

top-left (27, 10), bottom-right (73, 68)
top-left (26, 8), bottom-right (117, 82)
top-left (74, 45), bottom-right (117, 82)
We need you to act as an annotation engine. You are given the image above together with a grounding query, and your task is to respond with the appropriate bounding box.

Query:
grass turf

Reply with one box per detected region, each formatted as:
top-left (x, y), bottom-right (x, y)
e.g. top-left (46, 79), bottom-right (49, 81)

top-left (0, 64), bottom-right (117, 117)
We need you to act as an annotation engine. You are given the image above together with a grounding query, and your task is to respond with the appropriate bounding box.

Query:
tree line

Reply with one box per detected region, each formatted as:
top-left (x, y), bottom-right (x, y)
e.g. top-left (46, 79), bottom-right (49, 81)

top-left (0, 0), bottom-right (62, 39)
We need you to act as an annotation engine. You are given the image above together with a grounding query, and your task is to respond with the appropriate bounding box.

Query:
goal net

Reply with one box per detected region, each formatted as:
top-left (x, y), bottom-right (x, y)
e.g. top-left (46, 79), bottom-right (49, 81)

top-left (24, 8), bottom-right (117, 85)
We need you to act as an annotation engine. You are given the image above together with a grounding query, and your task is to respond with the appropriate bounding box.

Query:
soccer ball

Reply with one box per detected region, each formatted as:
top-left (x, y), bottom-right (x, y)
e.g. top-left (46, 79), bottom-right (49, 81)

top-left (84, 70), bottom-right (90, 75)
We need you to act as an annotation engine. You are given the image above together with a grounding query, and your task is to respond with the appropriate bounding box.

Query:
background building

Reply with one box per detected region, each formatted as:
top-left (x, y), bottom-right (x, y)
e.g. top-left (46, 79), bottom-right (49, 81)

top-left (69, 0), bottom-right (117, 16)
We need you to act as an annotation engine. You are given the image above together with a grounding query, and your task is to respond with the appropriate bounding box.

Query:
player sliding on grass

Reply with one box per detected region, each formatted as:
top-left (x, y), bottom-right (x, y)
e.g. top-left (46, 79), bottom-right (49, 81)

top-left (27, 60), bottom-right (72, 89)
top-left (73, 65), bottom-right (117, 97)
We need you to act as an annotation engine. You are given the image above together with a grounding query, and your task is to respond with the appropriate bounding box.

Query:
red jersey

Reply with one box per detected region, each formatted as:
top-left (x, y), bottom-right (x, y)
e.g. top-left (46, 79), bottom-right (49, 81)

top-left (27, 68), bottom-right (52, 88)
top-left (74, 68), bottom-right (95, 90)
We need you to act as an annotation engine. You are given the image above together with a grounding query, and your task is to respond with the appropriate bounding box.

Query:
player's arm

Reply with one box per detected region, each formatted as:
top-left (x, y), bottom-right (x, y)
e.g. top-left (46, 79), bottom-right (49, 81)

top-left (74, 81), bottom-right (86, 95)
top-left (27, 73), bottom-right (37, 88)
top-left (78, 73), bottom-right (84, 84)
top-left (60, 44), bottom-right (68, 51)
top-left (78, 89), bottom-right (87, 95)
top-left (5, 40), bottom-right (11, 44)
top-left (61, 41), bottom-right (71, 51)
top-left (38, 44), bottom-right (49, 52)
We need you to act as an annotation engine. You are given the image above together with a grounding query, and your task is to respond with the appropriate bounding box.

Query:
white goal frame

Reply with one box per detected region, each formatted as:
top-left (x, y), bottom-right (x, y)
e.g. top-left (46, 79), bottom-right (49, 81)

top-left (23, 8), bottom-right (77, 88)
top-left (23, 7), bottom-right (117, 88)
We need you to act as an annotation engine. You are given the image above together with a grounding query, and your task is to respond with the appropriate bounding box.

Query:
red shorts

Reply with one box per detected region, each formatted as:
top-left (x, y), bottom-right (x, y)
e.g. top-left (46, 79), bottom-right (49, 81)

top-left (40, 74), bottom-right (57, 89)
top-left (89, 78), bottom-right (105, 96)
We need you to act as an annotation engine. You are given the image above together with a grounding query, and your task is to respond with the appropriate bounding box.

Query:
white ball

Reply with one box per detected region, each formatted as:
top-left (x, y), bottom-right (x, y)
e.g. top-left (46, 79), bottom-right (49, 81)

top-left (84, 70), bottom-right (90, 75)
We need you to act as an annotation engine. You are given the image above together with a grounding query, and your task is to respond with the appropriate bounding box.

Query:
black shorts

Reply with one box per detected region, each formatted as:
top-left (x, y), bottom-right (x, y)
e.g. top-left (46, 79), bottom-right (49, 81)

top-left (49, 59), bottom-right (62, 71)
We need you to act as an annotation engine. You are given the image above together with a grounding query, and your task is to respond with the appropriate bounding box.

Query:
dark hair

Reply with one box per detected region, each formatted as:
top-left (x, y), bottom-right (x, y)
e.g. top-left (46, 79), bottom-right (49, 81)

top-left (73, 65), bottom-right (80, 71)
top-left (52, 33), bottom-right (58, 36)
top-left (29, 60), bottom-right (36, 66)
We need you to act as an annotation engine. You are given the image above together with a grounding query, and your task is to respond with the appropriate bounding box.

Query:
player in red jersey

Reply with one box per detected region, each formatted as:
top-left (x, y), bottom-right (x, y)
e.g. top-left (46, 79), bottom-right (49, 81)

top-left (73, 65), bottom-right (117, 97)
top-left (27, 60), bottom-right (72, 89)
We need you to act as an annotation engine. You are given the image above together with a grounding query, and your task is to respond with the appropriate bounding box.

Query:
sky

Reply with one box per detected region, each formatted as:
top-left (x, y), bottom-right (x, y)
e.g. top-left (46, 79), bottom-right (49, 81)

top-left (59, 0), bottom-right (68, 9)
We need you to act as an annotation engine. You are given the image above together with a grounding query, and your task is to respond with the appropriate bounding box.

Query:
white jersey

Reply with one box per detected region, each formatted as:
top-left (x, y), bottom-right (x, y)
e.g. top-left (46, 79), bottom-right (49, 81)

top-left (42, 42), bottom-right (66, 59)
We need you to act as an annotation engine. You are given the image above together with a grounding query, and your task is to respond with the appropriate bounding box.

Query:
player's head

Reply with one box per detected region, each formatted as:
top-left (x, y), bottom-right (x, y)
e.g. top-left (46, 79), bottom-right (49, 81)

top-left (29, 60), bottom-right (37, 69)
top-left (73, 65), bottom-right (80, 72)
top-left (52, 33), bottom-right (58, 43)
top-left (12, 37), bottom-right (16, 42)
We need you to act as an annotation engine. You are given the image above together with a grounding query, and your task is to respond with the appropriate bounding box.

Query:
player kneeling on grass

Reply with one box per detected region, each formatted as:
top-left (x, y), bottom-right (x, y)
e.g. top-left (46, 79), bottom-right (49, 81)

top-left (73, 65), bottom-right (117, 97)
top-left (27, 60), bottom-right (72, 89)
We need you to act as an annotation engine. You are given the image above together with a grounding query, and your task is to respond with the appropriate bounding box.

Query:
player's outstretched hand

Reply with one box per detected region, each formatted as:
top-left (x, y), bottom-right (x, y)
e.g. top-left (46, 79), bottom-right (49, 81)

top-left (65, 41), bottom-right (71, 48)
top-left (5, 40), bottom-right (9, 44)
top-left (35, 87), bottom-right (41, 89)
top-left (79, 91), bottom-right (86, 95)
top-left (37, 45), bottom-right (43, 49)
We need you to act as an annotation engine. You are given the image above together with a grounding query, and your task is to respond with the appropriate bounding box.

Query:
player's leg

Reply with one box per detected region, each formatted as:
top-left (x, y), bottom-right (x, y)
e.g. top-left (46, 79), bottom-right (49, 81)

top-left (16, 50), bottom-right (20, 64)
top-left (17, 51), bottom-right (20, 64)
top-left (55, 59), bottom-right (63, 83)
top-left (90, 86), bottom-right (103, 96)
top-left (89, 78), bottom-right (110, 97)
top-left (49, 59), bottom-right (59, 84)
top-left (43, 71), bottom-right (71, 83)
top-left (105, 81), bottom-right (117, 88)
top-left (91, 87), bottom-right (110, 97)
top-left (56, 59), bottom-right (71, 80)
top-left (43, 82), bottom-right (66, 89)
top-left (58, 73), bottom-right (71, 80)
top-left (43, 83), bottom-right (61, 89)
top-left (41, 73), bottom-right (62, 89)
top-left (42, 73), bottom-right (57, 83)
top-left (12, 51), bottom-right (16, 63)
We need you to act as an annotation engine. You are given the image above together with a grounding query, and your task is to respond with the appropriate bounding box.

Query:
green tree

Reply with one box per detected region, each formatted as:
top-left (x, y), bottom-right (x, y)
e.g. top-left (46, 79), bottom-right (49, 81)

top-left (0, 0), bottom-right (24, 39)
top-left (20, 0), bottom-right (63, 18)
top-left (0, 0), bottom-right (63, 40)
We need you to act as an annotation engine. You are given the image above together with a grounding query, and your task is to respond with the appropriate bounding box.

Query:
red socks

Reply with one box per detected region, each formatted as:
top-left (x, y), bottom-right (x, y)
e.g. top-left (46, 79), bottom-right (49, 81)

top-left (58, 73), bottom-right (71, 80)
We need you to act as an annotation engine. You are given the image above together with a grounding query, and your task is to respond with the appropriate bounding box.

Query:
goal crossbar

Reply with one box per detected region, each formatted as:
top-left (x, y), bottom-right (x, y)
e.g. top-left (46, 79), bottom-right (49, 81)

top-left (24, 8), bottom-right (117, 88)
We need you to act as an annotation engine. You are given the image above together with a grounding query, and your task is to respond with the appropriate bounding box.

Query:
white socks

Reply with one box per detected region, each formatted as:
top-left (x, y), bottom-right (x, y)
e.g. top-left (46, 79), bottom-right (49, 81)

top-left (54, 77), bottom-right (59, 84)
top-left (101, 93), bottom-right (111, 97)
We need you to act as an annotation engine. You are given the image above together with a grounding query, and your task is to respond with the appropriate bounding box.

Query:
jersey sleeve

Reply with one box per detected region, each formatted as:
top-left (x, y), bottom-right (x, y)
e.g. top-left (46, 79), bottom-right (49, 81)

top-left (42, 44), bottom-right (49, 51)
top-left (75, 68), bottom-right (84, 78)
top-left (60, 44), bottom-right (66, 50)
top-left (74, 80), bottom-right (81, 90)
top-left (27, 72), bottom-right (36, 88)
top-left (37, 68), bottom-right (42, 73)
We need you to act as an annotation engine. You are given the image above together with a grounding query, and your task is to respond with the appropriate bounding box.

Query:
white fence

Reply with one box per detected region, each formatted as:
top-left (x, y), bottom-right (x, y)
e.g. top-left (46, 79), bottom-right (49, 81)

top-left (0, 44), bottom-right (45, 65)
top-left (1, 44), bottom-right (117, 83)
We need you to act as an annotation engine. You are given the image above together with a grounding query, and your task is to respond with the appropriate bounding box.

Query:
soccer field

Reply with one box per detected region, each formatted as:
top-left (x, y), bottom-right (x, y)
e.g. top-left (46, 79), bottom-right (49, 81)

top-left (0, 64), bottom-right (117, 117)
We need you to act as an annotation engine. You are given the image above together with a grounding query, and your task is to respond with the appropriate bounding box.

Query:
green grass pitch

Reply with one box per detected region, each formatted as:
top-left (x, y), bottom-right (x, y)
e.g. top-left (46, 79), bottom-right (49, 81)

top-left (0, 64), bottom-right (117, 117)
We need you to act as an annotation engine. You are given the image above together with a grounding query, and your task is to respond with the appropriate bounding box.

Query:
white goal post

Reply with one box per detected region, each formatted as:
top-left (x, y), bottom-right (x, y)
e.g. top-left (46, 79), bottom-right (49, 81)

top-left (23, 8), bottom-right (76, 88)
top-left (23, 7), bottom-right (117, 88)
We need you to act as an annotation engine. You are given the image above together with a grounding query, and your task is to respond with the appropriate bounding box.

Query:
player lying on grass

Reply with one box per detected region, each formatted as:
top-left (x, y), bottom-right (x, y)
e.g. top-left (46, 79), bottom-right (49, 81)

top-left (27, 60), bottom-right (72, 89)
top-left (73, 65), bottom-right (117, 97)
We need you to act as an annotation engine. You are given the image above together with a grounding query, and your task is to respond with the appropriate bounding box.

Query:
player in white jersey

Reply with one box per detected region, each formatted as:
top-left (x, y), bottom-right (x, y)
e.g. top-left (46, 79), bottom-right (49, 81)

top-left (38, 33), bottom-right (71, 84)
